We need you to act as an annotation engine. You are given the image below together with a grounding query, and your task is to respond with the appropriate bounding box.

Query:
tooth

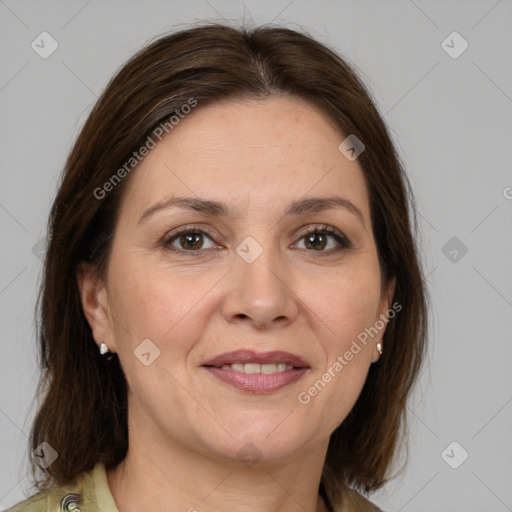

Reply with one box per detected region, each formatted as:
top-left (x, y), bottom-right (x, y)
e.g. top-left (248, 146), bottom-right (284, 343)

top-left (244, 363), bottom-right (261, 374)
top-left (261, 363), bottom-right (277, 374)
top-left (219, 363), bottom-right (296, 373)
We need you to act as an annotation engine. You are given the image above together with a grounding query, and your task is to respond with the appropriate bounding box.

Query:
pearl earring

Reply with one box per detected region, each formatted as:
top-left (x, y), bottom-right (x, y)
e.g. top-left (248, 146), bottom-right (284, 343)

top-left (99, 341), bottom-right (115, 361)
top-left (99, 342), bottom-right (110, 355)
top-left (376, 342), bottom-right (383, 355)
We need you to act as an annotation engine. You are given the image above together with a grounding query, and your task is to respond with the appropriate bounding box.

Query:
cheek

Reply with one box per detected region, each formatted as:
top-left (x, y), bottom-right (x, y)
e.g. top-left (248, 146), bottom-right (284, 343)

top-left (310, 264), bottom-right (382, 347)
top-left (297, 267), bottom-right (381, 425)
top-left (107, 258), bottom-right (220, 362)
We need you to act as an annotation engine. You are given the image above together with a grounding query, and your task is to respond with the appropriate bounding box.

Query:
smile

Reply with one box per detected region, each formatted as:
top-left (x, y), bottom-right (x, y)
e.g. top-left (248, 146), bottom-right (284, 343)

top-left (218, 363), bottom-right (294, 374)
top-left (201, 349), bottom-right (310, 393)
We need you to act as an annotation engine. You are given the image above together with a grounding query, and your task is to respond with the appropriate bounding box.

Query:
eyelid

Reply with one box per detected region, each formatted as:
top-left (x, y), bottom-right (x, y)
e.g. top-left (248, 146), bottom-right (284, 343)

top-left (162, 223), bottom-right (352, 254)
top-left (161, 224), bottom-right (222, 248)
top-left (293, 224), bottom-right (352, 250)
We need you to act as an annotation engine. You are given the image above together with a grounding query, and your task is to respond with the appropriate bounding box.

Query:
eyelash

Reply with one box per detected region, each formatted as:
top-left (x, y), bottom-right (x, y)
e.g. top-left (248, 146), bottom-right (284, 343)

top-left (161, 224), bottom-right (352, 257)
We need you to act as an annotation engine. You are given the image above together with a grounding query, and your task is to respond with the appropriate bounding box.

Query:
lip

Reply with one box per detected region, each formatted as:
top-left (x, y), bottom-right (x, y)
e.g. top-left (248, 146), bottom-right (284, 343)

top-left (201, 349), bottom-right (310, 394)
top-left (201, 349), bottom-right (310, 368)
top-left (203, 367), bottom-right (309, 393)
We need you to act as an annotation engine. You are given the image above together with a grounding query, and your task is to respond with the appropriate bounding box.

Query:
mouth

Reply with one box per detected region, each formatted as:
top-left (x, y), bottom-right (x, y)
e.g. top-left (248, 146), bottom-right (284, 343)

top-left (211, 362), bottom-right (296, 374)
top-left (201, 349), bottom-right (310, 393)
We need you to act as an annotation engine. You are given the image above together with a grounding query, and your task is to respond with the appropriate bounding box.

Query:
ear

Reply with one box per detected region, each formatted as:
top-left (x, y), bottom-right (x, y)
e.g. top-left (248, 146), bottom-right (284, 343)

top-left (76, 262), bottom-right (117, 353)
top-left (371, 275), bottom-right (397, 363)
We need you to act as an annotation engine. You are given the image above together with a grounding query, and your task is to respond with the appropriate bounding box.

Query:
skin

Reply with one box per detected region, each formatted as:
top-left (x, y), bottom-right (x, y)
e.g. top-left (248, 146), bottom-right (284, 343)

top-left (78, 95), bottom-right (395, 512)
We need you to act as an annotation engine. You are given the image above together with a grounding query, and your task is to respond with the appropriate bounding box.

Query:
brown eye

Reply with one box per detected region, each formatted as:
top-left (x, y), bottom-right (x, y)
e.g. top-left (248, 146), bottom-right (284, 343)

top-left (177, 232), bottom-right (204, 250)
top-left (163, 228), bottom-right (217, 253)
top-left (304, 232), bottom-right (328, 251)
top-left (294, 226), bottom-right (351, 254)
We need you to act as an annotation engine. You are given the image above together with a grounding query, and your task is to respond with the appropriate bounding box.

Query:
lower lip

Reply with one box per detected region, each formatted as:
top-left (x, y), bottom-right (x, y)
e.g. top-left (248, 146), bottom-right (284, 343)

top-left (203, 366), bottom-right (309, 393)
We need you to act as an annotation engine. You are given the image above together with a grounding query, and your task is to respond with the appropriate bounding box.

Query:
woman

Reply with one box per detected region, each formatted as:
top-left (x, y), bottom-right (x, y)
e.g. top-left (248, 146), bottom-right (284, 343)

top-left (8, 22), bottom-right (427, 512)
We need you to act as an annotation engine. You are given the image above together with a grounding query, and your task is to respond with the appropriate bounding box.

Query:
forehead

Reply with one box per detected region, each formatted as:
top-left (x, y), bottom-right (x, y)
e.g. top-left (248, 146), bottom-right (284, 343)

top-left (119, 96), bottom-right (370, 222)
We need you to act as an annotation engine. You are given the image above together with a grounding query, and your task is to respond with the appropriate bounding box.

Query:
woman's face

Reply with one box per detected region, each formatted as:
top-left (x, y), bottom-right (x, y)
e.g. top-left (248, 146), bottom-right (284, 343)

top-left (80, 96), bottom-right (394, 464)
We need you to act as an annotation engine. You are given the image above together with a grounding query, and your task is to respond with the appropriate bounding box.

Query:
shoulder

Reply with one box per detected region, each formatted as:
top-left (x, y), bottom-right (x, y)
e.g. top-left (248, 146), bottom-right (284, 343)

top-left (5, 462), bottom-right (117, 512)
top-left (5, 487), bottom-right (82, 512)
top-left (336, 487), bottom-right (385, 512)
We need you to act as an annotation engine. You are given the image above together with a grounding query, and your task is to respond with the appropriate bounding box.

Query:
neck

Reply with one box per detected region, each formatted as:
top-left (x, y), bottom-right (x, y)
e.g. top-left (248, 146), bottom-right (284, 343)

top-left (106, 412), bottom-right (331, 512)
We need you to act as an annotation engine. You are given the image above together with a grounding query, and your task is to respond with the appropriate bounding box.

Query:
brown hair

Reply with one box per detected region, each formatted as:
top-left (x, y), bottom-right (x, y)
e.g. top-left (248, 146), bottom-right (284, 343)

top-left (29, 21), bottom-right (428, 507)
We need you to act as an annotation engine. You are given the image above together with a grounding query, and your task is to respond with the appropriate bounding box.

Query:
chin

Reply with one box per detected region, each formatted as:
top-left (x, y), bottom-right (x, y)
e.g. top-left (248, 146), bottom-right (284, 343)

top-left (196, 415), bottom-right (312, 463)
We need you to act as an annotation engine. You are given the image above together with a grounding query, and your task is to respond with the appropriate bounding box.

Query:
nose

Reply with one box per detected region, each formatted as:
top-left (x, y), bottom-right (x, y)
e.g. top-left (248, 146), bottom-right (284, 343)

top-left (221, 244), bottom-right (299, 329)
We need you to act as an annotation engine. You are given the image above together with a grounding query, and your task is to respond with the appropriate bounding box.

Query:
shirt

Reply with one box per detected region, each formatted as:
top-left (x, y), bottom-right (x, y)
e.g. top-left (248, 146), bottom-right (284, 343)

top-left (6, 462), bottom-right (383, 512)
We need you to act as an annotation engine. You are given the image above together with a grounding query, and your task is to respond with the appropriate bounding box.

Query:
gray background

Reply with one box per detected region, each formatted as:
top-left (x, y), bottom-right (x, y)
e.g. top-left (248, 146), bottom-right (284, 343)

top-left (1, 1), bottom-right (511, 510)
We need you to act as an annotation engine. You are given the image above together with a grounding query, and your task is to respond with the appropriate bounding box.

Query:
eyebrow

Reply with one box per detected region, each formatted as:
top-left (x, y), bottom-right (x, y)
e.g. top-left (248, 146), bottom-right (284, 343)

top-left (138, 195), bottom-right (365, 227)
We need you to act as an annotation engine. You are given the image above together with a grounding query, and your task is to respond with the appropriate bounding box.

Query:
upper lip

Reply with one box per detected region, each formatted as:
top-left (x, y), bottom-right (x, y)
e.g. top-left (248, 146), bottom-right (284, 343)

top-left (202, 350), bottom-right (310, 368)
